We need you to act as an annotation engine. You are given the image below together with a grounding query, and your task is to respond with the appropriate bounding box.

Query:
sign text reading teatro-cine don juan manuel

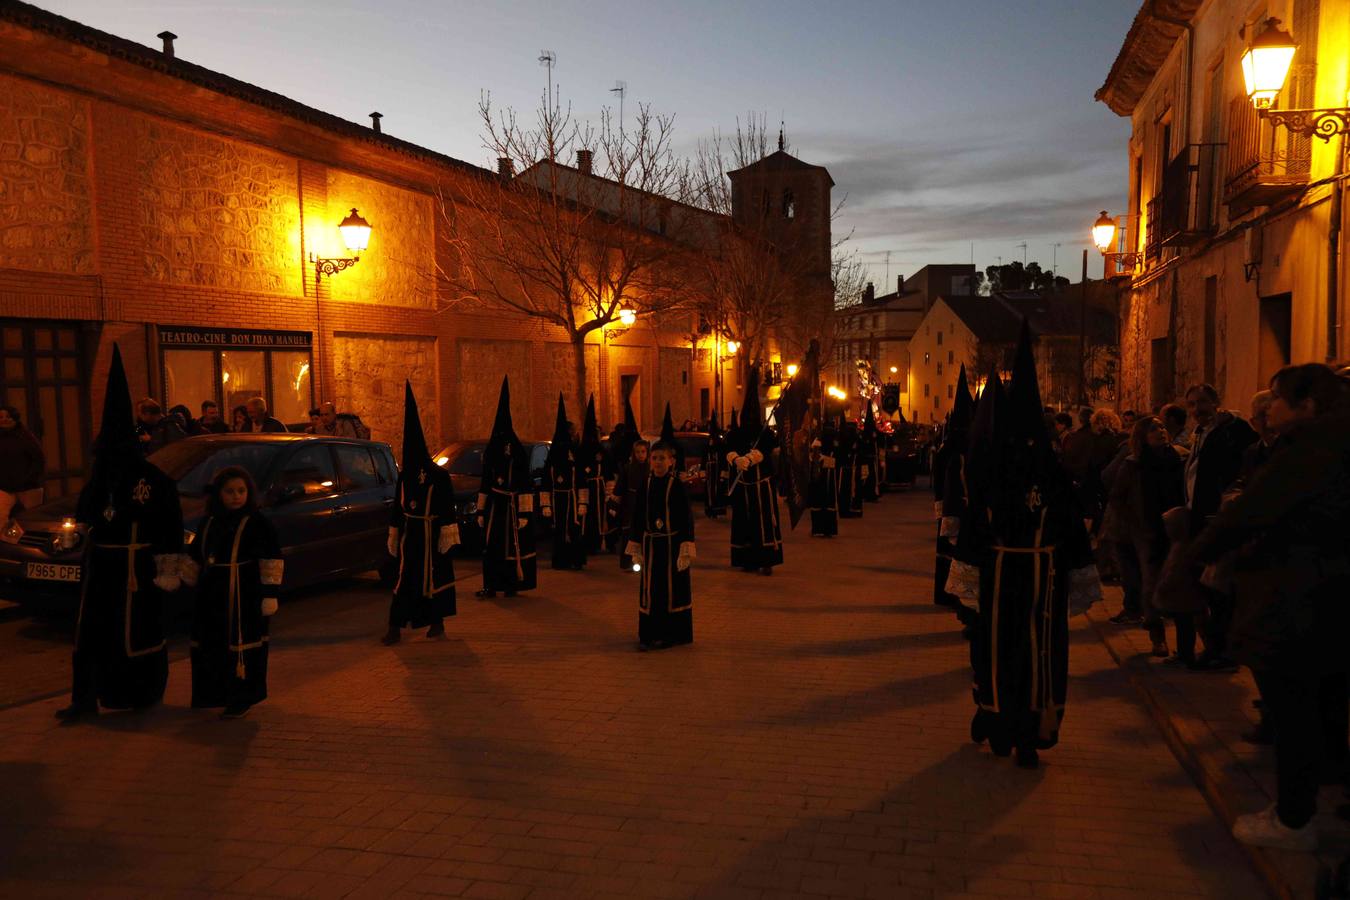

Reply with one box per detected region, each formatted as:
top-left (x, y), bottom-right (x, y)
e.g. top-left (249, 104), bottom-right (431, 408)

top-left (158, 326), bottom-right (312, 349)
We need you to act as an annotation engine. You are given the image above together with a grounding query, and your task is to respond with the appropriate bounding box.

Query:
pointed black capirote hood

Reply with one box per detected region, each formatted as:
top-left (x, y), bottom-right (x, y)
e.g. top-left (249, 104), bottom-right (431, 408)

top-left (623, 396), bottom-right (638, 434)
top-left (729, 409), bottom-right (739, 433)
top-left (1007, 318), bottom-right (1049, 446)
top-left (708, 408), bottom-right (721, 437)
top-left (401, 381), bottom-right (434, 473)
top-left (490, 376), bottom-right (515, 441)
top-left (661, 402), bottom-right (676, 445)
top-left (862, 400), bottom-right (877, 438)
top-left (543, 392), bottom-right (571, 465)
top-left (947, 364), bottom-right (974, 439)
top-left (580, 394), bottom-right (601, 449)
top-left (94, 343), bottom-right (139, 459)
top-left (737, 366), bottom-right (764, 450)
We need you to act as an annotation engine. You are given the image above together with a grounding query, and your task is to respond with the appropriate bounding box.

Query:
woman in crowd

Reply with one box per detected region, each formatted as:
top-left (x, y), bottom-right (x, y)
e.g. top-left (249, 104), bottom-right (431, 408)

top-left (181, 466), bottom-right (282, 719)
top-left (1166, 363), bottom-right (1350, 851)
top-left (0, 405), bottom-right (45, 526)
top-left (1105, 416), bottom-right (1185, 656)
top-left (229, 405), bottom-right (250, 433)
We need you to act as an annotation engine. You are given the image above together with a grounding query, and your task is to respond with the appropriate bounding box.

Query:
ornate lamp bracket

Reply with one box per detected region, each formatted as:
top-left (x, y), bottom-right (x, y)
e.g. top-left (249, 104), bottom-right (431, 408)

top-left (1260, 107), bottom-right (1350, 141)
top-left (310, 253), bottom-right (360, 283)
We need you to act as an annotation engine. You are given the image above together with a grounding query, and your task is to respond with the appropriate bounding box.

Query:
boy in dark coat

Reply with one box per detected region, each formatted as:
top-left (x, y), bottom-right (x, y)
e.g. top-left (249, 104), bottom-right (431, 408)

top-left (627, 441), bottom-right (695, 649)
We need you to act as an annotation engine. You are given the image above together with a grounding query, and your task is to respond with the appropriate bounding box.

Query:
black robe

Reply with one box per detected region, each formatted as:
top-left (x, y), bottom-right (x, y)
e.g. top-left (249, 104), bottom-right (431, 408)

top-left (836, 431), bottom-right (863, 519)
top-left (859, 434), bottom-right (882, 502)
top-left (727, 448), bottom-right (784, 569)
top-left (72, 460), bottom-right (182, 710)
top-left (703, 434), bottom-right (730, 517)
top-left (579, 447), bottom-right (615, 554)
top-left (630, 471), bottom-right (694, 646)
top-left (188, 511), bottom-right (281, 709)
top-left (545, 450), bottom-right (588, 569)
top-left (390, 468), bottom-right (457, 625)
top-left (966, 474), bottom-right (1094, 750)
top-left (479, 446), bottom-right (537, 592)
top-left (809, 440), bottom-right (840, 537)
top-left (617, 458), bottom-right (649, 571)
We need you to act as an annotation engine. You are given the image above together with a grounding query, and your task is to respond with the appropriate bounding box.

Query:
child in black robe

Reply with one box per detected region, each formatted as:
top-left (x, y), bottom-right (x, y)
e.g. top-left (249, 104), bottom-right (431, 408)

top-left (542, 394), bottom-right (587, 570)
top-left (477, 377), bottom-right (536, 597)
top-left (809, 424), bottom-right (840, 537)
top-left (626, 442), bottom-right (695, 650)
top-left (182, 466), bottom-right (282, 718)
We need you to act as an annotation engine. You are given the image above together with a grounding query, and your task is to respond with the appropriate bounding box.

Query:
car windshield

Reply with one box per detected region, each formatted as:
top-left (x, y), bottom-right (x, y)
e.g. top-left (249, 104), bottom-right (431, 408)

top-left (149, 441), bottom-right (281, 497)
top-left (439, 445), bottom-right (486, 476)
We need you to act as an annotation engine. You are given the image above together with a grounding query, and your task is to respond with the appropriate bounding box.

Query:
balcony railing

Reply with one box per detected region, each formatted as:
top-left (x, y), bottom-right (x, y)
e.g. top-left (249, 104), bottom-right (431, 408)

top-left (1224, 94), bottom-right (1311, 211)
top-left (1146, 144), bottom-right (1221, 251)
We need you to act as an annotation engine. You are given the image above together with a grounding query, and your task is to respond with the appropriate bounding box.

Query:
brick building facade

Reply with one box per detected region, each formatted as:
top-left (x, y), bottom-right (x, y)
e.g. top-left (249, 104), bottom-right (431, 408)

top-left (0, 2), bottom-right (832, 499)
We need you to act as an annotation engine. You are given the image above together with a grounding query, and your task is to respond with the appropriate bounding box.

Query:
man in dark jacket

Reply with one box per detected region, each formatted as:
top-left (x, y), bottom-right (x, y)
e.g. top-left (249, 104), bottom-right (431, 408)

top-left (1182, 383), bottom-right (1257, 670)
top-left (244, 397), bottom-right (287, 433)
top-left (136, 399), bottom-right (186, 455)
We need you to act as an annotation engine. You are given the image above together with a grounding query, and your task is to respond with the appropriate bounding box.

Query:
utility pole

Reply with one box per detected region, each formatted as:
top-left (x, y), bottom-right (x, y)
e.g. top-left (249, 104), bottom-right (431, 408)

top-left (1077, 248), bottom-right (1088, 405)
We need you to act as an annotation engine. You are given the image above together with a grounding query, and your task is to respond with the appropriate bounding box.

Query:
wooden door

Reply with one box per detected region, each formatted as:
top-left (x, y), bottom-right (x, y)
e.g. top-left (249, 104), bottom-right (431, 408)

top-left (0, 320), bottom-right (91, 501)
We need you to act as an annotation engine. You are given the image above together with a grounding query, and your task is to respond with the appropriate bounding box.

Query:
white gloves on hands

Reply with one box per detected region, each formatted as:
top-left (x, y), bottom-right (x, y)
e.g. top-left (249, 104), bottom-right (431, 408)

top-left (386, 527), bottom-right (399, 557)
top-left (437, 524), bottom-right (460, 555)
top-left (179, 555), bottom-right (200, 588)
top-left (260, 597), bottom-right (279, 617)
top-left (625, 541), bottom-right (643, 567)
top-left (153, 554), bottom-right (181, 593)
top-left (676, 542), bottom-right (696, 572)
top-left (734, 456), bottom-right (750, 471)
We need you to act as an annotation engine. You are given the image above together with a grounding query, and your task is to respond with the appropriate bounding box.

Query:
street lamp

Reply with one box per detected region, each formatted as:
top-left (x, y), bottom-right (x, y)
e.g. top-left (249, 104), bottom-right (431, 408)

top-left (786, 363), bottom-right (799, 378)
top-left (1240, 17), bottom-right (1350, 140)
top-left (889, 365), bottom-right (898, 374)
top-left (618, 308), bottom-right (637, 327)
top-left (1092, 210), bottom-right (1142, 272)
top-left (311, 208), bottom-right (372, 282)
top-left (725, 340), bottom-right (739, 355)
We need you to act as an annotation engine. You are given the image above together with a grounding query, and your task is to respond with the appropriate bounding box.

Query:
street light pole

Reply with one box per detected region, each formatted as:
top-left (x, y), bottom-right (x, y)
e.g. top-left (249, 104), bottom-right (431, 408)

top-left (1077, 248), bottom-right (1088, 405)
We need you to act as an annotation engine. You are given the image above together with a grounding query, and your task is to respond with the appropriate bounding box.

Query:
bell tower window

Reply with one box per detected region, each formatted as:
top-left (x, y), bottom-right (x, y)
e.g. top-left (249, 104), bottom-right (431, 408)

top-left (782, 190), bottom-right (795, 219)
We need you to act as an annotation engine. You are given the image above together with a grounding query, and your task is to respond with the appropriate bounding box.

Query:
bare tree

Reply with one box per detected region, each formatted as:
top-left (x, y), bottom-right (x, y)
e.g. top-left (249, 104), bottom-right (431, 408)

top-left (436, 87), bottom-right (697, 413)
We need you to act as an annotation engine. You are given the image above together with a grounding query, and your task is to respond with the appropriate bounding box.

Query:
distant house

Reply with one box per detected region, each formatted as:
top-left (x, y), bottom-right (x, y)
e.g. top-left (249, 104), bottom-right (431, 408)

top-left (832, 264), bottom-right (977, 415)
top-left (905, 285), bottom-right (1118, 423)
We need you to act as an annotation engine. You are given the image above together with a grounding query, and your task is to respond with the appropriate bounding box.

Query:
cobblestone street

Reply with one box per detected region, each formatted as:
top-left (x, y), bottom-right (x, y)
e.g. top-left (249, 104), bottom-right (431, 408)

top-left (0, 489), bottom-right (1264, 899)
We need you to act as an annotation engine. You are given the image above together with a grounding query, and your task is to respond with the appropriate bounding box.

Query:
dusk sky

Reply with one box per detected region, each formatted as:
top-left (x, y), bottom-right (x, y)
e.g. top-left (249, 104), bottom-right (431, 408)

top-left (46, 0), bottom-right (1138, 286)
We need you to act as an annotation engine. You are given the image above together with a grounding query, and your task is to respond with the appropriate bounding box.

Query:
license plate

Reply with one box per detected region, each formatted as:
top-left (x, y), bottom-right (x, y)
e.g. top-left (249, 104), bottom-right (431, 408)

top-left (26, 562), bottom-right (81, 583)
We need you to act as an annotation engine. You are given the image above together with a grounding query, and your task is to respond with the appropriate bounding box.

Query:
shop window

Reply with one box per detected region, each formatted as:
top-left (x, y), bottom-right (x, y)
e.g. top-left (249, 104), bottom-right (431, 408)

top-left (937, 331), bottom-right (943, 346)
top-left (164, 350), bottom-right (216, 415)
top-left (221, 350), bottom-right (266, 413)
top-left (924, 384), bottom-right (930, 397)
top-left (272, 350), bottom-right (312, 425)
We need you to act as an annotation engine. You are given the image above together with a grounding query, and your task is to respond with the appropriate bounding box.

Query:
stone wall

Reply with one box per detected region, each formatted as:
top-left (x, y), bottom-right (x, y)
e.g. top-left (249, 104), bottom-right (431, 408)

top-left (457, 339), bottom-right (534, 439)
top-left (0, 73), bottom-right (93, 274)
top-left (138, 117), bottom-right (301, 293)
top-left (332, 332), bottom-right (438, 457)
top-left (660, 346), bottom-right (693, 425)
top-left (326, 170), bottom-right (435, 309)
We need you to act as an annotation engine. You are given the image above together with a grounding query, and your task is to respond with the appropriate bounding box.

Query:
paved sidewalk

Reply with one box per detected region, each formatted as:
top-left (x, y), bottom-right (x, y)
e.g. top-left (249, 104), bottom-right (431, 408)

top-left (1088, 596), bottom-right (1350, 898)
top-left (0, 490), bottom-right (1264, 899)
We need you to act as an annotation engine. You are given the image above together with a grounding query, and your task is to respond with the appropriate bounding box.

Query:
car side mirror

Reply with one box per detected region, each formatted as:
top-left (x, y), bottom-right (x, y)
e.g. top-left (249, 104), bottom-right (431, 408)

top-left (277, 483), bottom-right (305, 504)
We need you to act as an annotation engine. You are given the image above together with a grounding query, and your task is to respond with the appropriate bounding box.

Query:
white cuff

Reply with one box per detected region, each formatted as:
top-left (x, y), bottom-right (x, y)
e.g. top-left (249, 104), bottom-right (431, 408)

top-left (259, 559), bottom-right (284, 587)
top-left (179, 555), bottom-right (200, 587)
top-left (747, 449), bottom-right (764, 465)
top-left (518, 494), bottom-right (534, 513)
top-left (260, 597), bottom-right (279, 616)
top-left (438, 524), bottom-right (460, 554)
top-left (939, 516), bottom-right (961, 539)
top-left (725, 451), bottom-right (739, 465)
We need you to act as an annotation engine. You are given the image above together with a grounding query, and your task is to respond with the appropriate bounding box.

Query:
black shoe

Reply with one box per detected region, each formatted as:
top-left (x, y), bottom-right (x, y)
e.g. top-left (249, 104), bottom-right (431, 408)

top-left (425, 622), bottom-right (445, 639)
top-left (970, 711), bottom-right (989, 745)
top-left (1108, 611), bottom-right (1143, 625)
top-left (221, 704), bottom-right (251, 720)
top-left (55, 703), bottom-right (96, 723)
top-left (475, 589), bottom-right (496, 599)
top-left (759, 567), bottom-right (773, 576)
top-left (1162, 655), bottom-right (1195, 668)
top-left (1188, 654), bottom-right (1239, 672)
top-left (505, 590), bottom-right (518, 598)
top-left (935, 594), bottom-right (959, 608)
top-left (381, 627), bottom-right (401, 646)
top-left (1016, 747), bottom-right (1040, 769)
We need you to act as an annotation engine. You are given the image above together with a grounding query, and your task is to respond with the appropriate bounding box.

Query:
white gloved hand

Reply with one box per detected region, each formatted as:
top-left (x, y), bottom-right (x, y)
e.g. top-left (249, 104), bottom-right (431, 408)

top-left (862, 466), bottom-right (871, 479)
top-left (624, 541), bottom-right (643, 567)
top-left (437, 524), bottom-right (460, 555)
top-left (260, 597), bottom-right (279, 617)
top-left (476, 515), bottom-right (485, 529)
top-left (386, 526), bottom-right (399, 557)
top-left (735, 456), bottom-right (750, 471)
top-left (178, 554), bottom-right (201, 588)
top-left (578, 504), bottom-right (588, 517)
top-left (153, 553), bottom-right (181, 592)
top-left (676, 542), bottom-right (696, 572)
top-left (517, 517), bottom-right (529, 529)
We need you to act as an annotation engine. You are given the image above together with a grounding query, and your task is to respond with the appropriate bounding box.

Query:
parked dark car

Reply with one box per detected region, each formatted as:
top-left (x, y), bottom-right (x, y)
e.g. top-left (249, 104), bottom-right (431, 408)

top-left (0, 434), bottom-right (398, 607)
top-left (432, 440), bottom-right (551, 554)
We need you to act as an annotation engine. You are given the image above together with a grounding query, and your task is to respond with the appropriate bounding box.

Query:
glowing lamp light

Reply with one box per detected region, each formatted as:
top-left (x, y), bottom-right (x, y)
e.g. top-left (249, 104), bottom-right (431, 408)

top-left (632, 563), bottom-right (642, 573)
top-left (725, 340), bottom-right (739, 355)
top-left (1242, 18), bottom-right (1296, 110)
top-left (786, 364), bottom-right (799, 378)
top-left (826, 386), bottom-right (847, 400)
top-left (435, 456), bottom-right (449, 467)
top-left (618, 308), bottom-right (637, 327)
top-left (889, 366), bottom-right (898, 374)
top-left (338, 208), bottom-right (373, 253)
top-left (1092, 211), bottom-right (1117, 253)
top-left (58, 517), bottom-right (78, 550)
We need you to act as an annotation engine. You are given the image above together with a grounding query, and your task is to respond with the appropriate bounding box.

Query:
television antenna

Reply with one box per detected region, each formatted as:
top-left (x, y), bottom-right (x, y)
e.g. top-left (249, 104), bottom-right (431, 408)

top-left (1016, 241), bottom-right (1028, 265)
top-left (610, 80), bottom-right (626, 136)
top-left (538, 50), bottom-right (557, 111)
top-left (1052, 242), bottom-right (1062, 276)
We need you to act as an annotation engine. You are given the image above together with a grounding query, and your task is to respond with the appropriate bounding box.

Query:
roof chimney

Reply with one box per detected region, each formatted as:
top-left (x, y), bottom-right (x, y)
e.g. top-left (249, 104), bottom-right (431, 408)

top-left (897, 274), bottom-right (904, 295)
top-left (497, 157), bottom-right (515, 179)
top-left (369, 112), bottom-right (382, 133)
top-left (576, 149), bottom-right (593, 175)
top-left (157, 31), bottom-right (177, 58)
top-left (863, 282), bottom-right (874, 304)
